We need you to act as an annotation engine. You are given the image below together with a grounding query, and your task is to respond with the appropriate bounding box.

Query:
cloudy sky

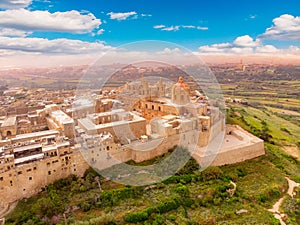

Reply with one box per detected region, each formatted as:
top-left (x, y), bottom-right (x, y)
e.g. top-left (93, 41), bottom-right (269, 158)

top-left (0, 0), bottom-right (300, 67)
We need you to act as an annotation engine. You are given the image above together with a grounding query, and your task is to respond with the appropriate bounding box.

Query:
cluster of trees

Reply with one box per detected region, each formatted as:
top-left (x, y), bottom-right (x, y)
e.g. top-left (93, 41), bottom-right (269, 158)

top-left (6, 169), bottom-right (104, 224)
top-left (124, 197), bottom-right (182, 223)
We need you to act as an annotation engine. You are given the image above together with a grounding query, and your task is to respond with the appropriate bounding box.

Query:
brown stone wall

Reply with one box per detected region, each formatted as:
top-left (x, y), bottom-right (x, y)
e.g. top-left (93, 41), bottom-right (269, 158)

top-left (209, 141), bottom-right (265, 166)
top-left (0, 148), bottom-right (89, 205)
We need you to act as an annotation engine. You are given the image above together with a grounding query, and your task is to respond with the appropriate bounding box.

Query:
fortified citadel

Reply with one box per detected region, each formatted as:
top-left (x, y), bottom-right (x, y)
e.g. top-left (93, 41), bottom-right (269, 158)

top-left (0, 76), bottom-right (265, 213)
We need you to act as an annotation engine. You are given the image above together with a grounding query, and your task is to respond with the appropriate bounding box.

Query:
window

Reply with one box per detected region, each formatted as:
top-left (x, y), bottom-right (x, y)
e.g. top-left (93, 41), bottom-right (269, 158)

top-left (26, 169), bottom-right (32, 172)
top-left (18, 171), bottom-right (22, 175)
top-left (29, 177), bottom-right (32, 181)
top-left (0, 177), bottom-right (3, 181)
top-left (48, 171), bottom-right (51, 175)
top-left (33, 167), bottom-right (37, 170)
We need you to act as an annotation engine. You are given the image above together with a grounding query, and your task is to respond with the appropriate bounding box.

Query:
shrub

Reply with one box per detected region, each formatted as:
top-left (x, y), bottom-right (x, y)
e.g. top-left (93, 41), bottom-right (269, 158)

top-left (237, 168), bottom-right (247, 177)
top-left (124, 211), bottom-right (149, 223)
top-left (256, 193), bottom-right (268, 203)
top-left (124, 198), bottom-right (181, 223)
top-left (80, 202), bottom-right (92, 212)
top-left (268, 187), bottom-right (281, 199)
top-left (201, 167), bottom-right (223, 181)
top-left (174, 184), bottom-right (189, 197)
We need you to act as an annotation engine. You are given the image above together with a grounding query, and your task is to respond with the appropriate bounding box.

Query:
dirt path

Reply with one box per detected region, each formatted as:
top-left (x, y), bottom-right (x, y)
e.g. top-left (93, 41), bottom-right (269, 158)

top-left (286, 177), bottom-right (300, 197)
top-left (268, 177), bottom-right (300, 225)
top-left (283, 146), bottom-right (300, 162)
top-left (0, 201), bottom-right (18, 219)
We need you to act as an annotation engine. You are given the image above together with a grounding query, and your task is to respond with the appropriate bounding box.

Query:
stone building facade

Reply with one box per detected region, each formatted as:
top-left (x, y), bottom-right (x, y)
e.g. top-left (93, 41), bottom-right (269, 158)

top-left (0, 76), bottom-right (265, 212)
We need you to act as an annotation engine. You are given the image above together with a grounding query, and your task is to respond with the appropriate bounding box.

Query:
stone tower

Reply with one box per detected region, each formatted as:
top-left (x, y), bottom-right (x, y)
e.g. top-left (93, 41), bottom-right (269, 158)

top-left (158, 77), bottom-right (166, 97)
top-left (140, 75), bottom-right (149, 96)
top-left (171, 77), bottom-right (190, 105)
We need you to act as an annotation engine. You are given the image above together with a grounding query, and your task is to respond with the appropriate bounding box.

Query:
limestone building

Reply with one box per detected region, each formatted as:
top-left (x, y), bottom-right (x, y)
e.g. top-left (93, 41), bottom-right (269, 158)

top-left (0, 76), bottom-right (265, 213)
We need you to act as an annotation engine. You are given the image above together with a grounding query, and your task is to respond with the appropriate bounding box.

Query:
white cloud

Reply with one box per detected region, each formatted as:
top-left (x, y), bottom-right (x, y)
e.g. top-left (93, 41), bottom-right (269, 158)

top-left (256, 45), bottom-right (279, 53)
top-left (197, 26), bottom-right (209, 30)
top-left (162, 26), bottom-right (180, 31)
top-left (153, 25), bottom-right (165, 29)
top-left (245, 15), bottom-right (257, 20)
top-left (0, 28), bottom-right (31, 37)
top-left (97, 29), bottom-right (105, 35)
top-left (199, 35), bottom-right (263, 54)
top-left (288, 45), bottom-right (300, 53)
top-left (0, 0), bottom-right (32, 9)
top-left (0, 36), bottom-right (113, 54)
top-left (141, 13), bottom-right (152, 17)
top-left (230, 47), bottom-right (254, 54)
top-left (154, 24), bottom-right (208, 31)
top-left (182, 25), bottom-right (195, 29)
top-left (198, 34), bottom-right (300, 55)
top-left (199, 43), bottom-right (231, 53)
top-left (260, 14), bottom-right (300, 40)
top-left (107, 11), bottom-right (137, 21)
top-left (233, 35), bottom-right (260, 47)
top-left (157, 47), bottom-right (181, 55)
top-left (0, 9), bottom-right (101, 34)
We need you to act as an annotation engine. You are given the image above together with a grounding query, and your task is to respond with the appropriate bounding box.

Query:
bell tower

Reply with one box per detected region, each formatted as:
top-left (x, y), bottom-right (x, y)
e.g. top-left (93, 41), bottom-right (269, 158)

top-left (171, 77), bottom-right (190, 105)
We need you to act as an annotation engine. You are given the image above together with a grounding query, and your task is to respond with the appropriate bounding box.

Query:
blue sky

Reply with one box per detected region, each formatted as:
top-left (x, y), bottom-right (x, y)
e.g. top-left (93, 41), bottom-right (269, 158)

top-left (31, 0), bottom-right (300, 48)
top-left (0, 0), bottom-right (300, 66)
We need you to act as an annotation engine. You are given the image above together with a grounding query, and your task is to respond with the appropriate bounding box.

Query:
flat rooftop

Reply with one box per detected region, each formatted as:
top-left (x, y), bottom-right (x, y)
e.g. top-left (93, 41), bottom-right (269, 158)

top-left (14, 153), bottom-right (44, 165)
top-left (41, 141), bottom-right (69, 152)
top-left (95, 114), bottom-right (145, 129)
top-left (162, 115), bottom-right (177, 121)
top-left (51, 110), bottom-right (74, 124)
top-left (1, 116), bottom-right (17, 127)
top-left (88, 109), bottom-right (125, 119)
top-left (194, 125), bottom-right (263, 158)
top-left (80, 112), bottom-right (145, 132)
top-left (79, 118), bottom-right (97, 131)
top-left (14, 143), bottom-right (42, 153)
top-left (12, 130), bottom-right (59, 143)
